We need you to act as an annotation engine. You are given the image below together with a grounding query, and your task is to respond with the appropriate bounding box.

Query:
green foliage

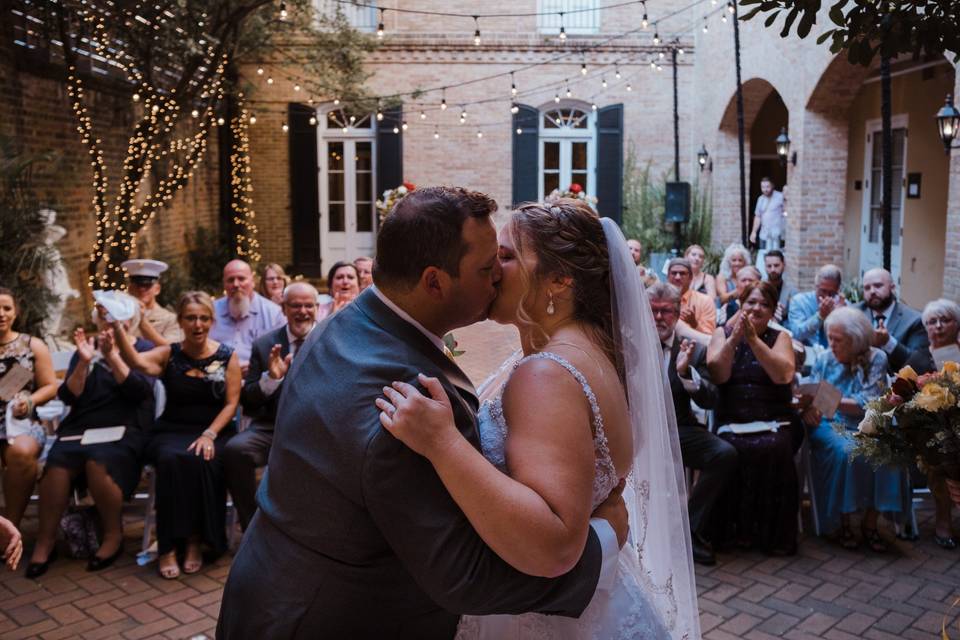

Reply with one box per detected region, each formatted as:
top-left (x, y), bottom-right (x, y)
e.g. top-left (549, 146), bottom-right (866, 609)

top-left (0, 137), bottom-right (63, 337)
top-left (620, 144), bottom-right (716, 263)
top-left (156, 226), bottom-right (233, 308)
top-left (841, 276), bottom-right (863, 304)
top-left (739, 0), bottom-right (960, 67)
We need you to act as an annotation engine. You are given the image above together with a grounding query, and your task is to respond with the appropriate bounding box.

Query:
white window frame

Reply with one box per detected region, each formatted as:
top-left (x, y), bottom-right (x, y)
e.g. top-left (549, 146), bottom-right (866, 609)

top-left (859, 114), bottom-right (908, 285)
top-left (314, 0), bottom-right (378, 32)
top-left (537, 0), bottom-right (600, 35)
top-left (317, 106), bottom-right (377, 265)
top-left (538, 102), bottom-right (596, 200)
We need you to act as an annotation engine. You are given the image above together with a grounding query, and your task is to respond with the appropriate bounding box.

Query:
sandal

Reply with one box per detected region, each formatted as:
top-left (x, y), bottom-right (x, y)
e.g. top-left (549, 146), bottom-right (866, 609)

top-left (935, 534), bottom-right (958, 550)
top-left (839, 525), bottom-right (859, 550)
top-left (861, 524), bottom-right (887, 553)
top-left (158, 551), bottom-right (180, 580)
top-left (183, 544), bottom-right (203, 575)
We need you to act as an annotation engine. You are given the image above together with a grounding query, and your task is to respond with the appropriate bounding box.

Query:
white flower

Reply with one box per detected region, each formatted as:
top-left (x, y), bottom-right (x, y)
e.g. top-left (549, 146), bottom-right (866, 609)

top-left (858, 409), bottom-right (881, 436)
top-left (396, 186), bottom-right (408, 195)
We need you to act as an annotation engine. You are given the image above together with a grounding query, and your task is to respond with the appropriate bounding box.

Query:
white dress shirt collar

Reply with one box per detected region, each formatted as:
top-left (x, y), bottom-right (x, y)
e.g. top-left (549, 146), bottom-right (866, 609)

top-left (371, 286), bottom-right (447, 354)
top-left (286, 324), bottom-right (314, 357)
top-left (873, 299), bottom-right (896, 321)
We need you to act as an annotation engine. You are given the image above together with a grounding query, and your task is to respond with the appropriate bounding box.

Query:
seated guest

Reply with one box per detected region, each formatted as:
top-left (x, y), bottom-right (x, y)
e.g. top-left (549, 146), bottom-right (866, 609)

top-left (649, 283), bottom-right (736, 566)
top-left (855, 268), bottom-right (928, 373)
top-left (718, 266), bottom-right (761, 327)
top-left (354, 256), bottom-right (374, 291)
top-left (627, 238), bottom-right (658, 286)
top-left (707, 281), bottom-right (801, 555)
top-left (258, 263), bottom-right (290, 306)
top-left (0, 288), bottom-right (58, 529)
top-left (28, 298), bottom-right (154, 578)
top-left (763, 250), bottom-right (797, 325)
top-left (114, 291), bottom-right (241, 579)
top-left (906, 298), bottom-right (960, 548)
top-left (716, 244), bottom-right (750, 307)
top-left (686, 244), bottom-right (717, 300)
top-left (210, 260), bottom-right (284, 372)
top-left (123, 259), bottom-right (183, 345)
top-left (225, 282), bottom-right (319, 531)
top-left (802, 307), bottom-right (904, 552)
top-left (788, 263), bottom-right (845, 348)
top-left (327, 261), bottom-right (361, 315)
top-left (668, 258), bottom-right (717, 337)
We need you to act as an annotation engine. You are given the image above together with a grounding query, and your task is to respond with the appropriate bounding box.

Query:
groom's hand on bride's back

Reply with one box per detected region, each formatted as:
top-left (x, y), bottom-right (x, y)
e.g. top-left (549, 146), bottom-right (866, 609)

top-left (592, 479), bottom-right (629, 548)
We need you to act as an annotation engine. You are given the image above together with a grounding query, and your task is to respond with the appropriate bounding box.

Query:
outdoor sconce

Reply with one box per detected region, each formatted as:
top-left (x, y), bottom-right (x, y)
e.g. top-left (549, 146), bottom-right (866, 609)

top-left (697, 144), bottom-right (712, 172)
top-left (936, 93), bottom-right (960, 154)
top-left (776, 127), bottom-right (797, 166)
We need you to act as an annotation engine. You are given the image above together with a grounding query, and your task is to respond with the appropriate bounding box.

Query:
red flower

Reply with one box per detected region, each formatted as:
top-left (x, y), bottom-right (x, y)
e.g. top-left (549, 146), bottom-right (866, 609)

top-left (402, 181), bottom-right (416, 191)
top-left (568, 183), bottom-right (583, 194)
top-left (891, 376), bottom-right (918, 400)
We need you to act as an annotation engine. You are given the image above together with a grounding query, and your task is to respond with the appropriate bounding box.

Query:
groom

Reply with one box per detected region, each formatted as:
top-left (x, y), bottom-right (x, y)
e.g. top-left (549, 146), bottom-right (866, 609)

top-left (217, 187), bottom-right (627, 639)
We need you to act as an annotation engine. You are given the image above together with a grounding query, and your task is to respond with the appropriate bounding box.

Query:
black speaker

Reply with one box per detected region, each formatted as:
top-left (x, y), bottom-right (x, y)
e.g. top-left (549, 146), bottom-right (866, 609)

top-left (665, 182), bottom-right (691, 223)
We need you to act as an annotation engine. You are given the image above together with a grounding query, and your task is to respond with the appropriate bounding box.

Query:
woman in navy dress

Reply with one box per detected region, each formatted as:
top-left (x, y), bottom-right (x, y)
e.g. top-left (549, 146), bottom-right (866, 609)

top-left (802, 306), bottom-right (904, 552)
top-left (115, 291), bottom-right (240, 579)
top-left (27, 297), bottom-right (155, 578)
top-left (707, 281), bottom-right (802, 555)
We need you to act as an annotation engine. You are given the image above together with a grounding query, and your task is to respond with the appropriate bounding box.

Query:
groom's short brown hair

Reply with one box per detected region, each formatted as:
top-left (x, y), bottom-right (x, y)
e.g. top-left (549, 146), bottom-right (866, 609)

top-left (374, 186), bottom-right (497, 290)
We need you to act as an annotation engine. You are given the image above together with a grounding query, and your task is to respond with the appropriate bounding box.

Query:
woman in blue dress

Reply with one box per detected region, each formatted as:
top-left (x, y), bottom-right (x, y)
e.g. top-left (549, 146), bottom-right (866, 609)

top-left (802, 306), bottom-right (906, 552)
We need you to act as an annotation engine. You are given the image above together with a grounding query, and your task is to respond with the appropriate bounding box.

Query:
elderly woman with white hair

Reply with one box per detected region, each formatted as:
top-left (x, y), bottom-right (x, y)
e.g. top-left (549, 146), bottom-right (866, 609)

top-left (27, 293), bottom-right (155, 578)
top-left (906, 298), bottom-right (960, 549)
top-left (715, 244), bottom-right (752, 306)
top-left (802, 306), bottom-right (906, 552)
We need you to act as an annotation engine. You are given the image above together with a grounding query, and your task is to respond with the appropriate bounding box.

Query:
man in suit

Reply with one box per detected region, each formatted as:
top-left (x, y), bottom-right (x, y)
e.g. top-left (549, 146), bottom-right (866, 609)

top-left (648, 282), bottom-right (737, 566)
top-left (856, 268), bottom-right (928, 372)
top-left (217, 187), bottom-right (627, 639)
top-left (222, 281), bottom-right (320, 532)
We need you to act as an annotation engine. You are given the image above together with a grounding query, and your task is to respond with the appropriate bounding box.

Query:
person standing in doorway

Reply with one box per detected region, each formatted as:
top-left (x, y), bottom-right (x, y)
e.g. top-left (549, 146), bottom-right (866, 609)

top-left (749, 177), bottom-right (785, 277)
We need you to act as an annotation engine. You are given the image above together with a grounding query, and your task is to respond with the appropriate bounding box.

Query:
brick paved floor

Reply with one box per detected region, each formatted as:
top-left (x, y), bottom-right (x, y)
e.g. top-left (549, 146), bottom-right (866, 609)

top-left (2, 320), bottom-right (960, 639)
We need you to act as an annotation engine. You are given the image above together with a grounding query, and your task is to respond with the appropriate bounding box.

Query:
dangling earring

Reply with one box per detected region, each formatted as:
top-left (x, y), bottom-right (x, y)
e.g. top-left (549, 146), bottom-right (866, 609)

top-left (546, 292), bottom-right (555, 315)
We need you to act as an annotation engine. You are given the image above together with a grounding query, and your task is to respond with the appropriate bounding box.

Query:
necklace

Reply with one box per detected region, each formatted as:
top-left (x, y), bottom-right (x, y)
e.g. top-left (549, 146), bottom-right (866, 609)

top-left (0, 332), bottom-right (20, 347)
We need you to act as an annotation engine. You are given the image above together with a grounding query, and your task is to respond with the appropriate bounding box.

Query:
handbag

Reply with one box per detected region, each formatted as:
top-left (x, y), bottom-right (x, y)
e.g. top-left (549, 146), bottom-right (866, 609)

top-left (59, 505), bottom-right (101, 559)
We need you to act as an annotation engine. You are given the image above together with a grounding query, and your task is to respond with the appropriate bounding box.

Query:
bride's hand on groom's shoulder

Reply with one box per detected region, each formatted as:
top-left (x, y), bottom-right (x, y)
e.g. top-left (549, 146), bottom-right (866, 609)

top-left (375, 373), bottom-right (459, 458)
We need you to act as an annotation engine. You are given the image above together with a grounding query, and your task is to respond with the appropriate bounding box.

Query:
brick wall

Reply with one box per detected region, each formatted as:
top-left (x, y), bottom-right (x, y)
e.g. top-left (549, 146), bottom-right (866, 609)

top-left (0, 39), bottom-right (221, 328)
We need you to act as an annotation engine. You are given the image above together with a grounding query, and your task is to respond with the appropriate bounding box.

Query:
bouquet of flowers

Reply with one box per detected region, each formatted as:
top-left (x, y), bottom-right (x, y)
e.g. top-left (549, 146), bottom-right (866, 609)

top-left (377, 181), bottom-right (416, 222)
top-left (545, 182), bottom-right (598, 210)
top-left (853, 362), bottom-right (960, 479)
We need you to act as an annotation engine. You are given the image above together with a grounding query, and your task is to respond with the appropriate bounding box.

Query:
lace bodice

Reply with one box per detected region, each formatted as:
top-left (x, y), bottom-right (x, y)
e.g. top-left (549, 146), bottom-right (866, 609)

top-left (476, 351), bottom-right (619, 510)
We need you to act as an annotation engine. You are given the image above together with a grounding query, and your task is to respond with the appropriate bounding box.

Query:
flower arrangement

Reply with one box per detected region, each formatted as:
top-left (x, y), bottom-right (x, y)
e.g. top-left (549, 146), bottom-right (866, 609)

top-left (853, 362), bottom-right (960, 479)
top-left (545, 182), bottom-right (598, 209)
top-left (376, 181), bottom-right (416, 222)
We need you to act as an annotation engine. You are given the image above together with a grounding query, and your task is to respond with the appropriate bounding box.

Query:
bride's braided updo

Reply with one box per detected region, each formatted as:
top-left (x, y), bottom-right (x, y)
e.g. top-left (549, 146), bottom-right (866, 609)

top-left (510, 198), bottom-right (617, 368)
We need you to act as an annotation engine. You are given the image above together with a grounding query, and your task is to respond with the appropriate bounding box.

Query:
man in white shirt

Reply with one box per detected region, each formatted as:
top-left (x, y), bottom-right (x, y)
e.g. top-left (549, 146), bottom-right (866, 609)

top-left (223, 282), bottom-right (319, 531)
top-left (750, 177), bottom-right (786, 277)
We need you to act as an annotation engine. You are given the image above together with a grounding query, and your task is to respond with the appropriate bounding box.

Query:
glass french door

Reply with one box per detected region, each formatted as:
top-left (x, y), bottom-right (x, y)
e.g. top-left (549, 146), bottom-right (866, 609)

top-left (540, 139), bottom-right (591, 198)
top-left (319, 138), bottom-right (376, 266)
top-left (860, 116), bottom-right (906, 284)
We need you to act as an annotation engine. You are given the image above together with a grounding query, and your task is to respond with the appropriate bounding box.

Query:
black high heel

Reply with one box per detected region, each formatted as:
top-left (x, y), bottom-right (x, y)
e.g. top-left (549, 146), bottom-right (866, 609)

top-left (86, 543), bottom-right (123, 572)
top-left (25, 548), bottom-right (58, 579)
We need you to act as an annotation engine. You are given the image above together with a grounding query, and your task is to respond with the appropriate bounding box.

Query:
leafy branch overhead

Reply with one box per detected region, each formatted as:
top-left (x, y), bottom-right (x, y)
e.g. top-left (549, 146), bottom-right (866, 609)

top-left (739, 0), bottom-right (960, 66)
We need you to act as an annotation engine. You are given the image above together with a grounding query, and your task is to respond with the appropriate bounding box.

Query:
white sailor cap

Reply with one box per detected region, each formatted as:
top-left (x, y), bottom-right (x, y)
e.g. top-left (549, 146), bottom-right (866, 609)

top-left (122, 259), bottom-right (169, 282)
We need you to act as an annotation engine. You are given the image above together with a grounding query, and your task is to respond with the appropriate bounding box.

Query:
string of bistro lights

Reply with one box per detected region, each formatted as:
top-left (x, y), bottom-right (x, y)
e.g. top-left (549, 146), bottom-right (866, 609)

top-left (244, 0), bottom-right (734, 136)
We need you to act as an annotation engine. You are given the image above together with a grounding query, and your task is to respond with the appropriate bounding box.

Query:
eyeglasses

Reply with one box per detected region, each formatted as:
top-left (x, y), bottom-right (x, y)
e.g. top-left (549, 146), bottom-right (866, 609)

top-left (285, 303), bottom-right (317, 311)
top-left (650, 306), bottom-right (679, 317)
top-left (926, 316), bottom-right (956, 327)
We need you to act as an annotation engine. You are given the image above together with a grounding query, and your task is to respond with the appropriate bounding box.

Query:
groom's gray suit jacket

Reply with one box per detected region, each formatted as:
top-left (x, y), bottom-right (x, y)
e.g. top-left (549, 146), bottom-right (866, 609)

top-left (217, 288), bottom-right (603, 639)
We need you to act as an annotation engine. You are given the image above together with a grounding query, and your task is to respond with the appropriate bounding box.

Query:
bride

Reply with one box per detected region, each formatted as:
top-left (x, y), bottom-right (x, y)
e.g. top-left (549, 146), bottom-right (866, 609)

top-left (376, 200), bottom-right (700, 639)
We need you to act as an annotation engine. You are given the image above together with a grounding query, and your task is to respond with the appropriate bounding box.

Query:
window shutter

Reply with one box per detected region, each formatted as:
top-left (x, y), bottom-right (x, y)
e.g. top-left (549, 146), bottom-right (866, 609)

top-left (596, 104), bottom-right (624, 224)
top-left (377, 107), bottom-right (403, 199)
top-left (512, 105), bottom-right (540, 206)
top-left (288, 103), bottom-right (322, 276)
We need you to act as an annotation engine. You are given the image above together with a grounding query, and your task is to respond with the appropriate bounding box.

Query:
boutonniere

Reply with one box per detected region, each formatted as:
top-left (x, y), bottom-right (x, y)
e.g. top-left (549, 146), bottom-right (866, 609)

top-left (443, 333), bottom-right (465, 357)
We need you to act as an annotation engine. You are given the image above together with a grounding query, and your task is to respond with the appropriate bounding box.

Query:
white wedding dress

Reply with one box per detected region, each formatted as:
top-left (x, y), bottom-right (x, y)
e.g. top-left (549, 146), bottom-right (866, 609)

top-left (455, 351), bottom-right (672, 640)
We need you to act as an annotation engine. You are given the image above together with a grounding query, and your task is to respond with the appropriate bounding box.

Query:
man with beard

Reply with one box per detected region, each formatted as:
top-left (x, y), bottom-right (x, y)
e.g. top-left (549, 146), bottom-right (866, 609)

top-left (762, 250), bottom-right (797, 325)
top-left (648, 282), bottom-right (735, 566)
top-left (224, 282), bottom-right (320, 532)
top-left (210, 260), bottom-right (284, 373)
top-left (855, 268), bottom-right (928, 372)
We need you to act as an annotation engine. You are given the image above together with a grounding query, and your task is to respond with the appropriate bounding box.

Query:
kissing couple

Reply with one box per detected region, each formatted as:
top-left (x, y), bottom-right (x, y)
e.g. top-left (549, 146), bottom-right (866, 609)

top-left (217, 186), bottom-right (701, 639)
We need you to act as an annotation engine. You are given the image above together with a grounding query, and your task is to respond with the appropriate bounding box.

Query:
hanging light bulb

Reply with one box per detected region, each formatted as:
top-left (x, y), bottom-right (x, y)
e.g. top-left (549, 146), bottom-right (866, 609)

top-left (566, 84), bottom-right (572, 98)
top-left (511, 72), bottom-right (518, 96)
top-left (217, 116), bottom-right (225, 125)
top-left (419, 110), bottom-right (427, 120)
top-left (333, 97), bottom-right (340, 105)
top-left (377, 8), bottom-right (385, 38)
top-left (721, 11), bottom-right (728, 23)
top-left (601, 76), bottom-right (607, 88)
top-left (308, 116), bottom-right (317, 126)
top-left (342, 126), bottom-right (348, 133)
top-left (401, 120), bottom-right (408, 131)
top-left (581, 62), bottom-right (587, 75)
top-left (642, 13), bottom-right (648, 28)
top-left (249, 114), bottom-right (256, 124)
top-left (615, 65), bottom-right (621, 79)
top-left (510, 102), bottom-right (519, 114)
top-left (728, 1), bottom-right (736, 13)
top-left (281, 122), bottom-right (289, 132)
top-left (554, 92), bottom-right (561, 103)
top-left (393, 125), bottom-right (399, 133)
top-left (476, 130), bottom-right (483, 139)
top-left (656, 64), bottom-right (663, 72)
top-left (558, 13), bottom-right (567, 40)
top-left (191, 109), bottom-right (199, 118)
top-left (441, 97), bottom-right (448, 110)
top-left (434, 127), bottom-right (440, 139)
top-left (703, 19), bottom-right (709, 33)
top-left (279, 1), bottom-right (287, 19)
top-left (678, 47), bottom-right (685, 55)
top-left (473, 16), bottom-right (481, 46)
top-left (267, 76), bottom-right (274, 84)
top-left (659, 51), bottom-right (665, 59)
top-left (591, 103), bottom-right (598, 111)
top-left (516, 127), bottom-right (522, 135)
top-left (650, 60), bottom-right (657, 69)
top-left (376, 108), bottom-right (384, 121)
top-left (132, 92), bottom-right (140, 102)
top-left (256, 67), bottom-right (264, 75)
top-left (654, 30), bottom-right (660, 46)
top-left (626, 82), bottom-right (633, 91)
top-left (459, 108), bottom-right (467, 123)
top-left (293, 83), bottom-right (301, 92)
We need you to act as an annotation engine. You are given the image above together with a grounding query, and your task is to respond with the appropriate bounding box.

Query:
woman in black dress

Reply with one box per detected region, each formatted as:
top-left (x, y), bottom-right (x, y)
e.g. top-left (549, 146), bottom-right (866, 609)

top-left (115, 291), bottom-right (240, 579)
top-left (707, 281), bottom-right (801, 555)
top-left (27, 299), bottom-right (154, 577)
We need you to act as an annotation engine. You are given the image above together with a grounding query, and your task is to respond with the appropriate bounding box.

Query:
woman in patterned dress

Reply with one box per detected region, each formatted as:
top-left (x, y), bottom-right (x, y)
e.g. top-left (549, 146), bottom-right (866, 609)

top-left (114, 291), bottom-right (240, 579)
top-left (0, 287), bottom-right (58, 528)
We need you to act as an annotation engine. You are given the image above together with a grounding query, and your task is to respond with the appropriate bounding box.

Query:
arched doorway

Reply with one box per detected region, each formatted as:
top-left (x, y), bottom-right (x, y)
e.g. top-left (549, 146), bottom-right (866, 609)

top-left (749, 91), bottom-right (789, 229)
